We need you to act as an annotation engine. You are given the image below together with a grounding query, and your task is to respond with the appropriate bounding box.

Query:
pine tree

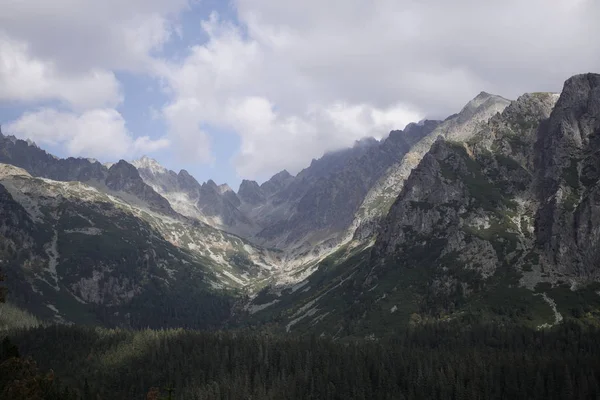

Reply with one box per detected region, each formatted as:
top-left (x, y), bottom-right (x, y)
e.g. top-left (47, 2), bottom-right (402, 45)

top-left (0, 268), bottom-right (6, 304)
top-left (83, 378), bottom-right (92, 400)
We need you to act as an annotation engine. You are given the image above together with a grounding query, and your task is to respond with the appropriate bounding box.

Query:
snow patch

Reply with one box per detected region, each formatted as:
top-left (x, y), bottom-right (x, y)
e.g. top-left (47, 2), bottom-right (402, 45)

top-left (290, 280), bottom-right (309, 293)
top-left (536, 293), bottom-right (563, 329)
top-left (286, 307), bottom-right (319, 332)
top-left (248, 299), bottom-right (280, 314)
top-left (43, 232), bottom-right (60, 291)
top-left (221, 270), bottom-right (246, 286)
top-left (46, 304), bottom-right (59, 313)
top-left (64, 227), bottom-right (102, 235)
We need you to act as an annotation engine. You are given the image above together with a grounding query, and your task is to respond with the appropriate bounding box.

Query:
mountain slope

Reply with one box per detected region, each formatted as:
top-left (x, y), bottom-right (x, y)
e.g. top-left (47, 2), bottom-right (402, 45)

top-left (0, 162), bottom-right (280, 327)
top-left (355, 92), bottom-right (512, 235)
top-left (132, 156), bottom-right (256, 235)
top-left (0, 134), bottom-right (107, 182)
top-left (4, 74), bottom-right (600, 337)
top-left (247, 75), bottom-right (600, 336)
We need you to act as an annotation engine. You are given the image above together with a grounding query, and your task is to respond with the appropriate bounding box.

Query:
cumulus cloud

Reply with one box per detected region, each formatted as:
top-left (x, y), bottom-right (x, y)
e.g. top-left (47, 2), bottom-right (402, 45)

top-left (0, 0), bottom-right (189, 160)
top-left (6, 109), bottom-right (169, 160)
top-left (236, 0), bottom-right (600, 114)
top-left (158, 12), bottom-right (422, 176)
top-left (0, 0), bottom-right (189, 73)
top-left (2, 0), bottom-right (600, 179)
top-left (162, 98), bottom-right (214, 163)
top-left (156, 0), bottom-right (600, 178)
top-left (0, 35), bottom-right (123, 110)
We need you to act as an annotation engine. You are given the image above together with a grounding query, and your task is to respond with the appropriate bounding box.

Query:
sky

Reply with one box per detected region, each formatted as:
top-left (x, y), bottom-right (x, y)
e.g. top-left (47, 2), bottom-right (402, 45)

top-left (1, 0), bottom-right (599, 190)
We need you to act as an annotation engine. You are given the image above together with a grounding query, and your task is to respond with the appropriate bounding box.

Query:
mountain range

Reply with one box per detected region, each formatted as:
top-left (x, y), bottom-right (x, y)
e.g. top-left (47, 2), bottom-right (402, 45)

top-left (2, 73), bottom-right (600, 336)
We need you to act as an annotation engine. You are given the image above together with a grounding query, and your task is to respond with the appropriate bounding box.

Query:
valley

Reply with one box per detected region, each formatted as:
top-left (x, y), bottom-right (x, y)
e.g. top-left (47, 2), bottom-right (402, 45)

top-left (3, 74), bottom-right (600, 337)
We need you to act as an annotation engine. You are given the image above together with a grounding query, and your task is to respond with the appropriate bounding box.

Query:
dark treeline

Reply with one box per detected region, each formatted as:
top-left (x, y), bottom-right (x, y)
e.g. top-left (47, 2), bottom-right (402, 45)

top-left (1, 321), bottom-right (600, 400)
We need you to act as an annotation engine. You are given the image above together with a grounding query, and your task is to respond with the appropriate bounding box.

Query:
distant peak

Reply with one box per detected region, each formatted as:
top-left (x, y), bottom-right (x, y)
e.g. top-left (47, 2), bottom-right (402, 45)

top-left (459, 91), bottom-right (512, 119)
top-left (131, 155), bottom-right (167, 173)
top-left (271, 169), bottom-right (293, 180)
top-left (111, 159), bottom-right (134, 169)
top-left (218, 183), bottom-right (233, 194)
top-left (107, 159), bottom-right (140, 176)
top-left (178, 169), bottom-right (192, 178)
top-left (353, 136), bottom-right (379, 148)
top-left (469, 91), bottom-right (506, 104)
top-left (238, 179), bottom-right (265, 204)
top-left (26, 138), bottom-right (39, 148)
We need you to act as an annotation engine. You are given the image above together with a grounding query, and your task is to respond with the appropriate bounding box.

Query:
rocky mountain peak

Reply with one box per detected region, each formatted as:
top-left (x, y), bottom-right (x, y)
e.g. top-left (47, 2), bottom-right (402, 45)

top-left (353, 137), bottom-right (379, 148)
top-left (203, 179), bottom-right (219, 190)
top-left (389, 120), bottom-right (441, 144)
top-left (238, 179), bottom-right (265, 205)
top-left (107, 160), bottom-right (139, 181)
top-left (218, 183), bottom-right (233, 194)
top-left (176, 169), bottom-right (201, 192)
top-left (456, 91), bottom-right (511, 125)
top-left (260, 170), bottom-right (295, 196)
top-left (106, 160), bottom-right (174, 214)
top-left (0, 133), bottom-right (107, 182)
top-left (220, 184), bottom-right (242, 208)
top-left (132, 155), bottom-right (167, 175)
top-left (533, 73), bottom-right (600, 275)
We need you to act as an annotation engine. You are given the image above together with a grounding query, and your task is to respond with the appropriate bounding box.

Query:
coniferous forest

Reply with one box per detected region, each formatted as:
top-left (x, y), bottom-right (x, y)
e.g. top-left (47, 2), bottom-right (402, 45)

top-left (3, 264), bottom-right (600, 400)
top-left (2, 321), bottom-right (600, 399)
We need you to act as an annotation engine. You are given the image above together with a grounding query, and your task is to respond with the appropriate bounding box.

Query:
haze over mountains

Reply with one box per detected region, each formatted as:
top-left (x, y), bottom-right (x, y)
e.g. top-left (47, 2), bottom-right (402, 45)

top-left (2, 73), bottom-right (600, 337)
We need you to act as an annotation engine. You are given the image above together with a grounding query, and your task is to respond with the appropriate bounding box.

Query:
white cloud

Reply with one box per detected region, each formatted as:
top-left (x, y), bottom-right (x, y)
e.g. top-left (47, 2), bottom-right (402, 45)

top-left (6, 109), bottom-right (169, 160)
top-left (158, 12), bottom-right (422, 177)
top-left (234, 0), bottom-right (600, 113)
top-left (2, 0), bottom-right (600, 180)
top-left (162, 99), bottom-right (213, 163)
top-left (156, 0), bottom-right (600, 178)
top-left (229, 97), bottom-right (420, 176)
top-left (0, 0), bottom-right (189, 73)
top-left (0, 0), bottom-right (188, 165)
top-left (0, 35), bottom-right (122, 110)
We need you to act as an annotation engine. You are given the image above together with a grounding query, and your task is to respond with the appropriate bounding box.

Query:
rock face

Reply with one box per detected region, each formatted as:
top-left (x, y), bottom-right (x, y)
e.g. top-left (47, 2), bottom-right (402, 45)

top-left (238, 180), bottom-right (266, 205)
top-left (7, 73), bottom-right (600, 336)
top-left (374, 91), bottom-right (560, 275)
top-left (132, 157), bottom-right (252, 233)
top-left (360, 77), bottom-right (600, 332)
top-left (534, 74), bottom-right (600, 278)
top-left (246, 77), bottom-right (600, 336)
top-left (0, 161), bottom-right (278, 327)
top-left (106, 160), bottom-right (175, 215)
top-left (246, 123), bottom-right (439, 251)
top-left (0, 133), bottom-right (107, 182)
top-left (130, 92), bottom-right (510, 258)
top-left (260, 170), bottom-right (293, 196)
top-left (355, 92), bottom-right (512, 232)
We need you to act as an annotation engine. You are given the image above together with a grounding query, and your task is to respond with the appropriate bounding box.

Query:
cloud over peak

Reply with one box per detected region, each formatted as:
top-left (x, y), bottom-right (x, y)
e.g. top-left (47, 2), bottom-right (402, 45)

top-left (1, 0), bottom-right (599, 180)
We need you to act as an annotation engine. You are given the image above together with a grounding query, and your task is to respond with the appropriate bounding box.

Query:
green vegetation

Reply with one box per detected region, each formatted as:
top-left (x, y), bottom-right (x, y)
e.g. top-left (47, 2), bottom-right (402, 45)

top-left (0, 303), bottom-right (41, 331)
top-left (495, 153), bottom-right (523, 171)
top-left (543, 283), bottom-right (600, 324)
top-left (439, 143), bottom-right (518, 211)
top-left (3, 322), bottom-right (600, 399)
top-left (514, 115), bottom-right (538, 131)
top-left (563, 158), bottom-right (580, 189)
top-left (0, 269), bottom-right (5, 305)
top-left (409, 201), bottom-right (434, 210)
top-left (563, 189), bottom-right (580, 212)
